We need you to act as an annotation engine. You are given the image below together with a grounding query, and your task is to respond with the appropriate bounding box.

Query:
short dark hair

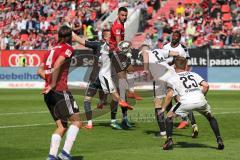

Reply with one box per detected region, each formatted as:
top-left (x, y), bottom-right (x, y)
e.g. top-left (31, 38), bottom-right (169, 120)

top-left (118, 7), bottom-right (128, 13)
top-left (173, 30), bottom-right (181, 37)
top-left (58, 25), bottom-right (72, 44)
top-left (174, 57), bottom-right (187, 70)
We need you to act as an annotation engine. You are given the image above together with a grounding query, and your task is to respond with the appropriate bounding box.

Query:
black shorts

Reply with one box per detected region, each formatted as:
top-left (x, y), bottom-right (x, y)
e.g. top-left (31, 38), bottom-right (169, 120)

top-left (111, 52), bottom-right (131, 73)
top-left (85, 77), bottom-right (103, 97)
top-left (44, 90), bottom-right (79, 128)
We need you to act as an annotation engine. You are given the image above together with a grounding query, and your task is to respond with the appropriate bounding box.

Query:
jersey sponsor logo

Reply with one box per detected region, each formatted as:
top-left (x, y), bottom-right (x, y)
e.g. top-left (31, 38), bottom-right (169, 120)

top-left (65, 49), bottom-right (72, 57)
top-left (116, 29), bottom-right (121, 35)
top-left (8, 54), bottom-right (41, 67)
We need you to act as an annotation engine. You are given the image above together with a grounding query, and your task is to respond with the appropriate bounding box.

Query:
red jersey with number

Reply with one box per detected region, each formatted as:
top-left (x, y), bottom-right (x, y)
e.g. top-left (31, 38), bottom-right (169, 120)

top-left (109, 19), bottom-right (125, 51)
top-left (43, 43), bottom-right (74, 91)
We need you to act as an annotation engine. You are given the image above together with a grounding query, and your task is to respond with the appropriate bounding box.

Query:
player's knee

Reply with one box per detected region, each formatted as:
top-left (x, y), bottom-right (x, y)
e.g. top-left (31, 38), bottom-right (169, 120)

top-left (57, 125), bottom-right (67, 134)
top-left (84, 96), bottom-right (92, 101)
top-left (166, 116), bottom-right (173, 123)
top-left (205, 112), bottom-right (214, 121)
top-left (72, 120), bottom-right (82, 128)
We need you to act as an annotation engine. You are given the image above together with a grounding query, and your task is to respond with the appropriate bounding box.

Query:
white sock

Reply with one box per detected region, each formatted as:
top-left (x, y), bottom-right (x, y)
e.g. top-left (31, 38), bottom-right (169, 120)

top-left (119, 78), bottom-right (128, 101)
top-left (111, 119), bottom-right (116, 123)
top-left (63, 125), bottom-right (79, 154)
top-left (88, 120), bottom-right (92, 126)
top-left (127, 73), bottom-right (135, 92)
top-left (49, 134), bottom-right (62, 157)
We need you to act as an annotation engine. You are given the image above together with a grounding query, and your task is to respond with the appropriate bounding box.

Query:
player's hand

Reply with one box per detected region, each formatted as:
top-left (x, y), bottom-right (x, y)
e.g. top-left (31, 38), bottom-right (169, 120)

top-left (42, 84), bottom-right (55, 94)
top-left (72, 32), bottom-right (78, 41)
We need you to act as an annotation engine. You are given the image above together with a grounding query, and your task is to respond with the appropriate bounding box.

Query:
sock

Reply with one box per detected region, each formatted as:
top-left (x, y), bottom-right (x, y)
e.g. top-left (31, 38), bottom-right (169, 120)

top-left (165, 117), bottom-right (173, 138)
top-left (63, 125), bottom-right (79, 154)
top-left (208, 116), bottom-right (221, 139)
top-left (119, 78), bottom-right (128, 101)
top-left (121, 107), bottom-right (127, 119)
top-left (49, 133), bottom-right (62, 157)
top-left (110, 100), bottom-right (118, 120)
top-left (188, 112), bottom-right (197, 125)
top-left (99, 90), bottom-right (107, 104)
top-left (84, 100), bottom-right (92, 121)
top-left (127, 73), bottom-right (135, 93)
top-left (111, 119), bottom-right (116, 123)
top-left (87, 120), bottom-right (92, 126)
top-left (155, 108), bottom-right (166, 133)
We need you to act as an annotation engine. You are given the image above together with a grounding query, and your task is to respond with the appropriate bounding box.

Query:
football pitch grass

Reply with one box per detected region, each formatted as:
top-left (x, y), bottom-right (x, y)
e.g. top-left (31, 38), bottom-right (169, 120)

top-left (0, 89), bottom-right (240, 160)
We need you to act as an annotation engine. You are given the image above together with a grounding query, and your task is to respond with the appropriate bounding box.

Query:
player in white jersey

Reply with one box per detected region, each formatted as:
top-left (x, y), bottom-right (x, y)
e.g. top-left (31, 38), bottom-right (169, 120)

top-left (141, 45), bottom-right (184, 137)
top-left (72, 30), bottom-right (133, 129)
top-left (161, 57), bottom-right (224, 150)
top-left (162, 30), bottom-right (197, 130)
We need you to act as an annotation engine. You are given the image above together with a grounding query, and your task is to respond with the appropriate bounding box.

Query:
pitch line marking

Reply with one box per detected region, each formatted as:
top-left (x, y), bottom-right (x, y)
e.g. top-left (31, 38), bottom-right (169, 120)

top-left (0, 111), bottom-right (239, 129)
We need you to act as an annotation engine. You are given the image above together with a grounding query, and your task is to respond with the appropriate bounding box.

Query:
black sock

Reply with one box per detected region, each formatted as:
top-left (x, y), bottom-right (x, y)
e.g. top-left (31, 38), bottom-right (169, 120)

top-left (110, 100), bottom-right (118, 119)
top-left (121, 107), bottom-right (128, 119)
top-left (155, 108), bottom-right (166, 133)
top-left (84, 100), bottom-right (92, 121)
top-left (208, 116), bottom-right (221, 139)
top-left (165, 117), bottom-right (173, 138)
top-left (188, 112), bottom-right (197, 125)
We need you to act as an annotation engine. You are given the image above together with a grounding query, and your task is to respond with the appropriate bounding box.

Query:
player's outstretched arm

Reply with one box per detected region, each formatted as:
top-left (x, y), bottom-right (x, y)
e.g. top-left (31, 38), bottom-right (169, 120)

top-left (200, 80), bottom-right (209, 95)
top-left (72, 32), bottom-right (87, 46)
top-left (142, 50), bottom-right (149, 72)
top-left (37, 63), bottom-right (45, 80)
top-left (169, 51), bottom-right (180, 57)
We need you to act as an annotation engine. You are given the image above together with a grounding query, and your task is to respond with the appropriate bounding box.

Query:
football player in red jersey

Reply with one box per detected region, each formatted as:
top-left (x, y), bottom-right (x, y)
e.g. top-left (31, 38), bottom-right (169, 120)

top-left (37, 25), bottom-right (82, 160)
top-left (110, 7), bottom-right (142, 129)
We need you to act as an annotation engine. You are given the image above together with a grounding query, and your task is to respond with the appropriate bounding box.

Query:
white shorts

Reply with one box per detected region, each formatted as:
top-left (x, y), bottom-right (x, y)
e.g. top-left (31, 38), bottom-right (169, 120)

top-left (99, 75), bottom-right (116, 94)
top-left (154, 80), bottom-right (167, 99)
top-left (150, 64), bottom-right (181, 99)
top-left (174, 101), bottom-right (211, 117)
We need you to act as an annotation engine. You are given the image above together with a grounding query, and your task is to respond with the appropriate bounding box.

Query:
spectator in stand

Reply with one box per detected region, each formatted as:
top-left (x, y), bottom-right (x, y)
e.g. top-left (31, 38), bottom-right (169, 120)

top-left (176, 2), bottom-right (185, 16)
top-left (232, 28), bottom-right (240, 48)
top-left (211, 2), bottom-right (222, 18)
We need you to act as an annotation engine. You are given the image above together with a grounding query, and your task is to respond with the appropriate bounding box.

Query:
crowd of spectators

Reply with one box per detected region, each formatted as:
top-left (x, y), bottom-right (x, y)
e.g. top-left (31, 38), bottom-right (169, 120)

top-left (0, 0), bottom-right (121, 50)
top-left (143, 0), bottom-right (240, 49)
top-left (1, 0), bottom-right (239, 50)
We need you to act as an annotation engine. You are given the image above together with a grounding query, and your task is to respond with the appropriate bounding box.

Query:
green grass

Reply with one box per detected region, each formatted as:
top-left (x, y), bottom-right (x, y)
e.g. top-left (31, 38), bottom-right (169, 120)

top-left (0, 89), bottom-right (240, 160)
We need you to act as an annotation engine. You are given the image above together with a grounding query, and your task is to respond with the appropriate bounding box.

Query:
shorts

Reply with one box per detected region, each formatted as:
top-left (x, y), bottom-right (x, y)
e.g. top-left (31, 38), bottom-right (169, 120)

top-left (153, 80), bottom-right (167, 99)
top-left (173, 101), bottom-right (211, 117)
top-left (99, 74), bottom-right (116, 94)
top-left (85, 77), bottom-right (102, 97)
top-left (111, 52), bottom-right (131, 73)
top-left (85, 76), bottom-right (116, 97)
top-left (44, 90), bottom-right (79, 128)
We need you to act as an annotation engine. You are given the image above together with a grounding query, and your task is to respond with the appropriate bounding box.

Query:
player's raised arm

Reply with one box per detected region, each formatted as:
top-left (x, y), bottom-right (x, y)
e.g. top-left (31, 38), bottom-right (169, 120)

top-left (142, 50), bottom-right (149, 72)
top-left (72, 32), bottom-right (87, 46)
top-left (37, 63), bottom-right (45, 80)
top-left (168, 51), bottom-right (181, 57)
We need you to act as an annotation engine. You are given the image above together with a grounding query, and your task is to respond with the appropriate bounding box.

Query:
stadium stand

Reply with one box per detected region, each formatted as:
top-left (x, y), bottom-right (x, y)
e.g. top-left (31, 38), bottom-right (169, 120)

top-left (131, 0), bottom-right (240, 49)
top-left (0, 0), bottom-right (239, 50)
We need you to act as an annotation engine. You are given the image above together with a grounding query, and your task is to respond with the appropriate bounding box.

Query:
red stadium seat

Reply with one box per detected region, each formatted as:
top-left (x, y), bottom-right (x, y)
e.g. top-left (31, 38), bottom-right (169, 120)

top-left (212, 0), bottom-right (217, 4)
top-left (224, 22), bottom-right (233, 30)
top-left (221, 4), bottom-right (230, 13)
top-left (20, 34), bottom-right (29, 41)
top-left (222, 13), bottom-right (232, 21)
